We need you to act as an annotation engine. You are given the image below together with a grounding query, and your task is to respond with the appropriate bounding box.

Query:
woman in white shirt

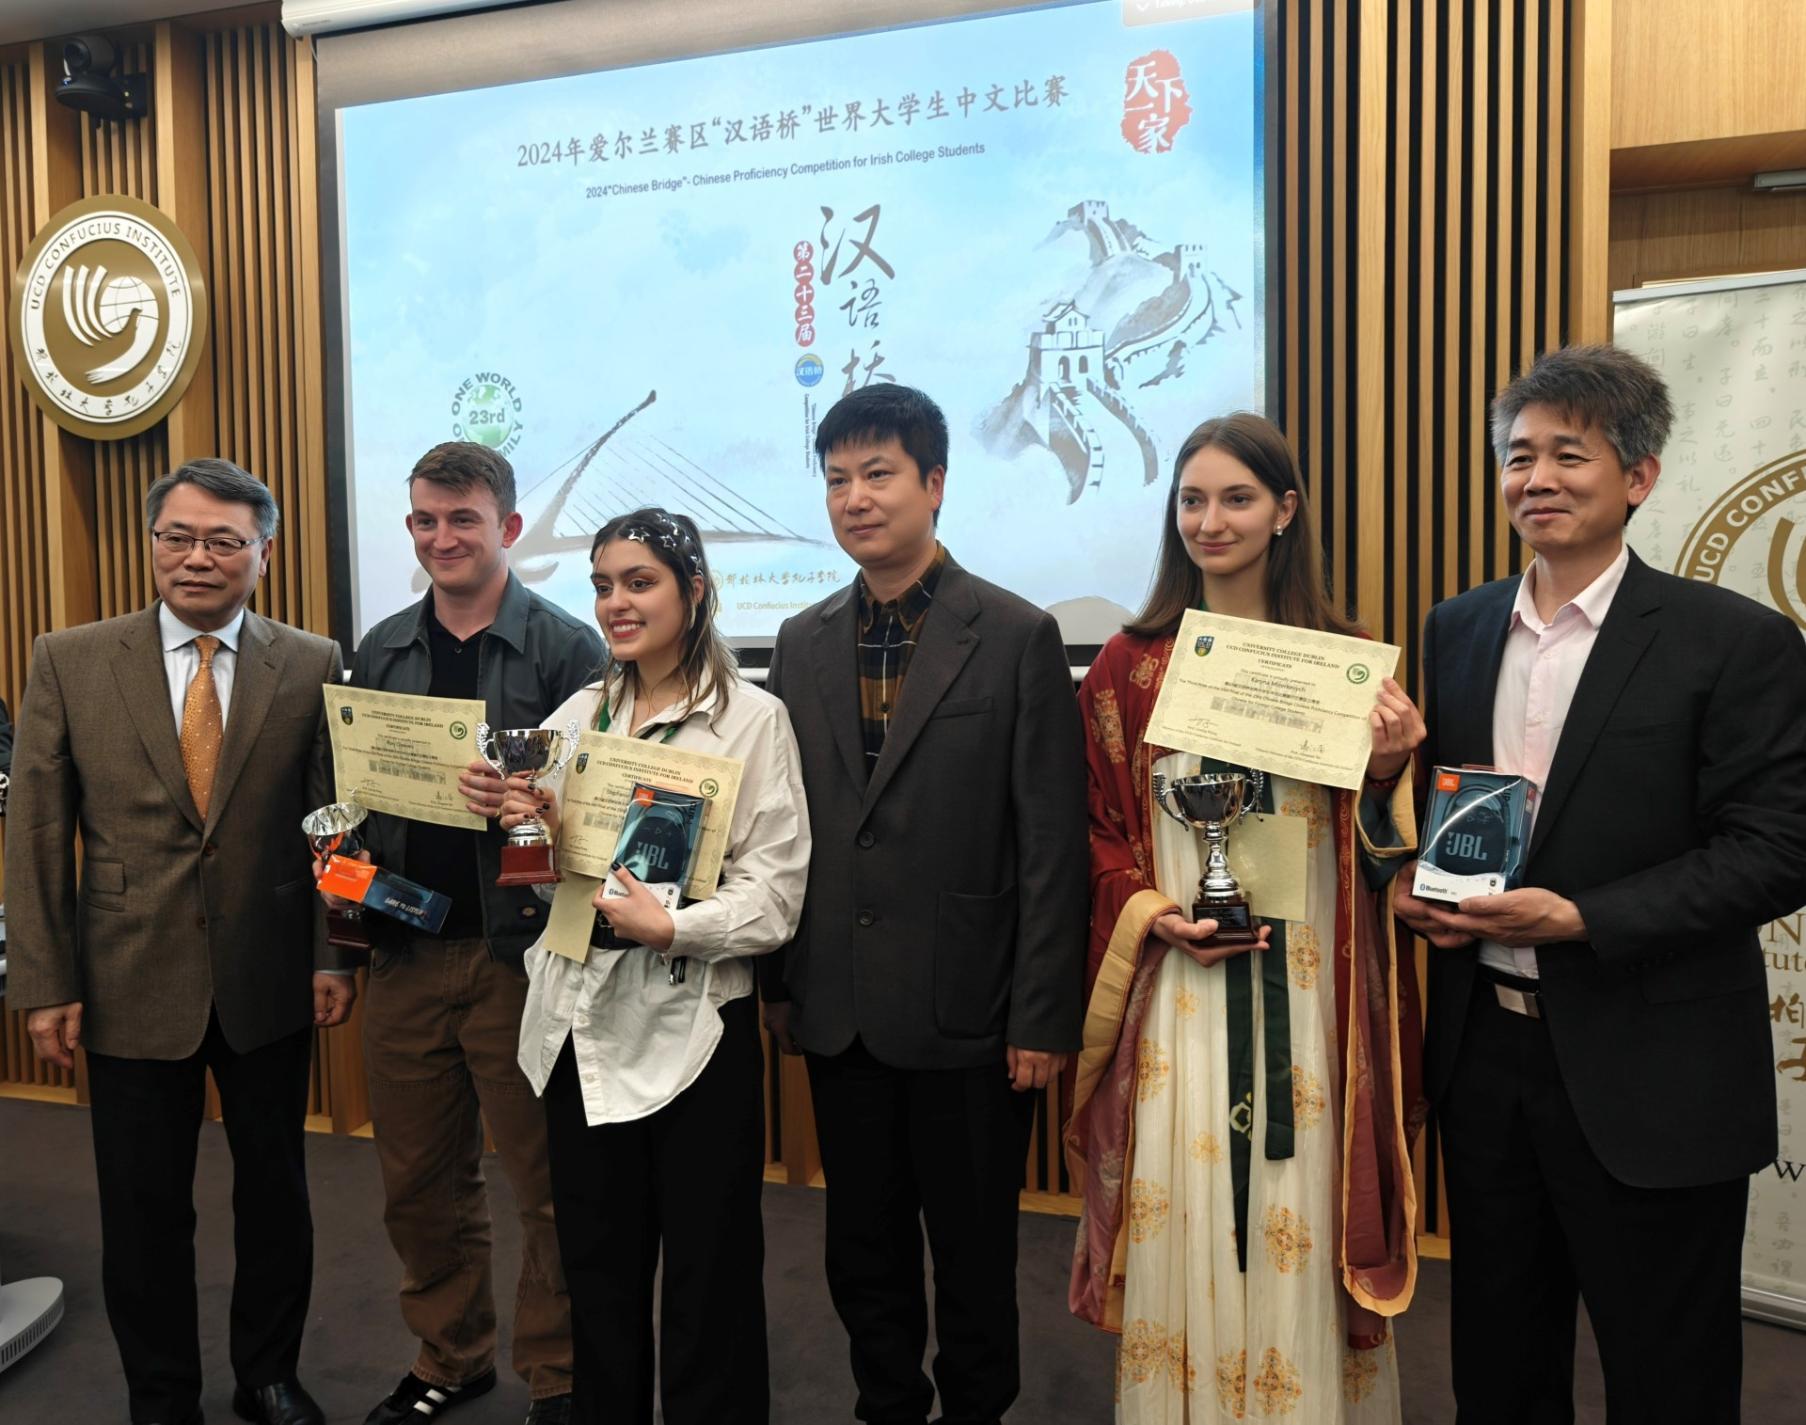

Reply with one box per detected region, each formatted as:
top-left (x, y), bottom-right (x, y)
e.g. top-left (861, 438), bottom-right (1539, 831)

top-left (499, 507), bottom-right (810, 1425)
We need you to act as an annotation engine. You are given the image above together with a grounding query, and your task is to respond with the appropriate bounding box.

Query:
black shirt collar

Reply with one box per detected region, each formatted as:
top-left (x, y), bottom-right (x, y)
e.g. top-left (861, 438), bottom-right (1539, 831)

top-left (857, 542), bottom-right (947, 630)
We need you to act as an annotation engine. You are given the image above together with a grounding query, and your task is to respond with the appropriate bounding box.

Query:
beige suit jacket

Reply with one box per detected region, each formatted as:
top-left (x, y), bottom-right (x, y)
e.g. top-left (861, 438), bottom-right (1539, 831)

top-left (3, 603), bottom-right (344, 1059)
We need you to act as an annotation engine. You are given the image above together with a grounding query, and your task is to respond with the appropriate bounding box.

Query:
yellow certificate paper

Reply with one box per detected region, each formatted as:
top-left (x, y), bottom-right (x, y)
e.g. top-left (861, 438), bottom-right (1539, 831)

top-left (1144, 610), bottom-right (1400, 791)
top-left (556, 731), bottom-right (744, 897)
top-left (324, 684), bottom-right (486, 830)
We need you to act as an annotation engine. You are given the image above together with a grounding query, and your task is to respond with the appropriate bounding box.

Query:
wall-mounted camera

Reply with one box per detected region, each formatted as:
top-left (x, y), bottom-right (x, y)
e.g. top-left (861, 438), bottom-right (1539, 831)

top-left (56, 35), bottom-right (150, 121)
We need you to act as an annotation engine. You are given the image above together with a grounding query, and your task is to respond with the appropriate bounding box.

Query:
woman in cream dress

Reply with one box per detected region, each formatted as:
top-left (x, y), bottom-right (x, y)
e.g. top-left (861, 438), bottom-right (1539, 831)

top-left (1068, 413), bottom-right (1428, 1423)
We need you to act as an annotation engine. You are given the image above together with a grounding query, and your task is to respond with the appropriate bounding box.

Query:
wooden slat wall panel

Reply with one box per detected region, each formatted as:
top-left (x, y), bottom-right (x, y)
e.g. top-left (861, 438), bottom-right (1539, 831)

top-left (78, 42), bottom-right (170, 622)
top-left (203, 24), bottom-right (326, 634)
top-left (1274, 0), bottom-right (1562, 644)
top-left (1, 50), bottom-right (54, 1089)
top-left (0, 53), bottom-right (50, 723)
top-left (1271, 0), bottom-right (1588, 1241)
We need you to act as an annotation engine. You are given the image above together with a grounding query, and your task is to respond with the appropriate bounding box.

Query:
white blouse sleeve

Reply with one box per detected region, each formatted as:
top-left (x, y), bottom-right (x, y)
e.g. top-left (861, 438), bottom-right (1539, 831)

top-left (665, 697), bottom-right (811, 963)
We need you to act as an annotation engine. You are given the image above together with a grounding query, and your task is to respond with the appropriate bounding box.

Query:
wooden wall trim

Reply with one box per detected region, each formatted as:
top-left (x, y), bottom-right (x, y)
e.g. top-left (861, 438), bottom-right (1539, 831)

top-left (1569, 0), bottom-right (1613, 340)
top-left (1611, 0), bottom-right (1806, 154)
top-left (1354, 0), bottom-right (1386, 631)
top-left (1610, 183), bottom-right (1806, 291)
top-left (157, 21), bottom-right (219, 470)
top-left (28, 44), bottom-right (99, 632)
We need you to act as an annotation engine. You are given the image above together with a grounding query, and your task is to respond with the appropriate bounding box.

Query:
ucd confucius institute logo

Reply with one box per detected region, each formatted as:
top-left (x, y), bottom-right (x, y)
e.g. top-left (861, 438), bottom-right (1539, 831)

top-left (1675, 448), bottom-right (1806, 631)
top-left (9, 194), bottom-right (208, 440)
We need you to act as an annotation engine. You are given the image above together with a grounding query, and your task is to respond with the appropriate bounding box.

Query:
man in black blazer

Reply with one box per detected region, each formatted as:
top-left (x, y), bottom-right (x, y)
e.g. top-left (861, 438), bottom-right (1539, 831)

top-left (1396, 345), bottom-right (1806, 1424)
top-left (760, 384), bottom-right (1087, 1425)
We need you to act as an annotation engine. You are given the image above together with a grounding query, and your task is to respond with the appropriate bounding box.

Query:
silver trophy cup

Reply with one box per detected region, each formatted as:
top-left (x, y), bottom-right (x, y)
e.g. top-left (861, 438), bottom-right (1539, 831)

top-left (1150, 767), bottom-right (1262, 945)
top-left (477, 720), bottom-right (581, 884)
top-left (302, 800), bottom-right (373, 951)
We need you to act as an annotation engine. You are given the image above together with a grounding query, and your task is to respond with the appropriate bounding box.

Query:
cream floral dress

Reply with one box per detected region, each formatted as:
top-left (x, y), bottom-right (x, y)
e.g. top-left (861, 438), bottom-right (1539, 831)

top-left (1115, 754), bottom-right (1400, 1423)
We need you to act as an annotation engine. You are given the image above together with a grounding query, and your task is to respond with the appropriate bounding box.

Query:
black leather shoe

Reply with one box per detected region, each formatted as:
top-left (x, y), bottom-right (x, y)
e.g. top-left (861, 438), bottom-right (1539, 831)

top-left (231, 1379), bottom-right (324, 1425)
top-left (524, 1396), bottom-right (571, 1424)
top-left (364, 1368), bottom-right (497, 1424)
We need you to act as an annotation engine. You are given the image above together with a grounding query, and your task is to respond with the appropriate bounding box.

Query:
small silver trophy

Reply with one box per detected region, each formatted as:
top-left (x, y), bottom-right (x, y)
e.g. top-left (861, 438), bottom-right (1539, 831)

top-left (477, 720), bottom-right (581, 885)
top-left (302, 800), bottom-right (373, 951)
top-left (1151, 766), bottom-right (1265, 946)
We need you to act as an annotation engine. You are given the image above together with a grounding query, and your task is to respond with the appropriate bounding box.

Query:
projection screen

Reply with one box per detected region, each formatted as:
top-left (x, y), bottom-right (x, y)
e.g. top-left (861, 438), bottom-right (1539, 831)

top-left (317, 0), bottom-right (1270, 651)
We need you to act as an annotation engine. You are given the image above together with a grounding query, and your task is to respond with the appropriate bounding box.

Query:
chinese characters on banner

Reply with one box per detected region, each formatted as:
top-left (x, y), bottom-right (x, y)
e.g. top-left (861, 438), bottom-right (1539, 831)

top-left (1121, 50), bottom-right (1192, 154)
top-left (1617, 275), bottom-right (1806, 1322)
top-left (519, 75), bottom-right (1069, 169)
top-left (822, 204), bottom-right (896, 398)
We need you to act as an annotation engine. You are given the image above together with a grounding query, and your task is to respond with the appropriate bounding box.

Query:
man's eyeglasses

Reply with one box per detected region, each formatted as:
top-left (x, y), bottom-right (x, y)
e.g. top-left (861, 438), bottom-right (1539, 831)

top-left (150, 530), bottom-right (263, 558)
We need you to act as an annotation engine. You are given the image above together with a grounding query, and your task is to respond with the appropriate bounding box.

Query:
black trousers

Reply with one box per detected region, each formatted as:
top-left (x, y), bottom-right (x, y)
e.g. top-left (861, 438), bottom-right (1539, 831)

top-left (542, 993), bottom-right (768, 1425)
top-left (805, 1039), bottom-right (1037, 1425)
top-left (85, 1011), bottom-right (315, 1424)
top-left (1441, 976), bottom-right (1749, 1425)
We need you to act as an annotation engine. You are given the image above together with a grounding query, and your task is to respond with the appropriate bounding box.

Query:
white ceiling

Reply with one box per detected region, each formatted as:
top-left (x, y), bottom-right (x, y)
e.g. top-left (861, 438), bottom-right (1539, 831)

top-left (0, 1), bottom-right (250, 48)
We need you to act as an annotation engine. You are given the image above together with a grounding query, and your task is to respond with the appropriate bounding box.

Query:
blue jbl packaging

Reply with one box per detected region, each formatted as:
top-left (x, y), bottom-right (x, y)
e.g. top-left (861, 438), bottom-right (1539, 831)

top-left (363, 867), bottom-right (452, 936)
top-left (1413, 766), bottom-right (1537, 903)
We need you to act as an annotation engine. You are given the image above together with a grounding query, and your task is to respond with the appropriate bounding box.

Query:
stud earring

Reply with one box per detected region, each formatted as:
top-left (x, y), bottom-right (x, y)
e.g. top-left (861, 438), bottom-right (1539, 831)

top-left (1274, 524), bottom-right (1286, 537)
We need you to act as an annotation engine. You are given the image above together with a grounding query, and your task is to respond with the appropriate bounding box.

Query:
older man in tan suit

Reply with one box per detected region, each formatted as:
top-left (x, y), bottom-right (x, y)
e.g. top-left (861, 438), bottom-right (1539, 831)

top-left (5, 459), bottom-right (351, 1425)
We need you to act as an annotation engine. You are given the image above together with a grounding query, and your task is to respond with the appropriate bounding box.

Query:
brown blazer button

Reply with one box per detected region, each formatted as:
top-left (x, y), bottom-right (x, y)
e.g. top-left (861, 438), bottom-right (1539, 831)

top-left (856, 909), bottom-right (875, 927)
top-left (203, 842), bottom-right (217, 858)
top-left (856, 830), bottom-right (875, 849)
top-left (196, 915), bottom-right (207, 928)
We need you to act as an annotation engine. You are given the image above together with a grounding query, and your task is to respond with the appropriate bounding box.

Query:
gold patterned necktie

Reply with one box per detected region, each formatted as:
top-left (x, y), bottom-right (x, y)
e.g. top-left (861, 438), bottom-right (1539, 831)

top-left (180, 634), bottom-right (224, 818)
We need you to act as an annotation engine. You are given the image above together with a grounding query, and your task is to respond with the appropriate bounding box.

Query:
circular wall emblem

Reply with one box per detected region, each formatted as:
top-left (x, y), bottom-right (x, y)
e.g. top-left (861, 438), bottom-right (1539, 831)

top-left (795, 354), bottom-right (824, 388)
top-left (1674, 447), bottom-right (1806, 631)
top-left (9, 194), bottom-right (208, 441)
top-left (451, 371), bottom-right (525, 455)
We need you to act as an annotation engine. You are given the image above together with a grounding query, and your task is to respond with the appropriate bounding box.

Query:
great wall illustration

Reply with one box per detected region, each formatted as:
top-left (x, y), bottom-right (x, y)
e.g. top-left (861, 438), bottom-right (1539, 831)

top-left (978, 200), bottom-right (1245, 502)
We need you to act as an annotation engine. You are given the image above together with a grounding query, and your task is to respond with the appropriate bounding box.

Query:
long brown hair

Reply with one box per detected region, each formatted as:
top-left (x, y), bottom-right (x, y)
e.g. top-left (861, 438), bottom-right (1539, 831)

top-left (590, 508), bottom-right (739, 718)
top-left (1125, 411), bottom-right (1361, 639)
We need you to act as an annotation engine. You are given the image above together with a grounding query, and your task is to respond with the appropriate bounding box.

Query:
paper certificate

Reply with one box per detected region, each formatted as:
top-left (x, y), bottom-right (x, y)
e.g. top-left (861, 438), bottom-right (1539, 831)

top-left (324, 685), bottom-right (487, 830)
top-left (556, 731), bottom-right (744, 897)
top-left (1144, 610), bottom-right (1400, 791)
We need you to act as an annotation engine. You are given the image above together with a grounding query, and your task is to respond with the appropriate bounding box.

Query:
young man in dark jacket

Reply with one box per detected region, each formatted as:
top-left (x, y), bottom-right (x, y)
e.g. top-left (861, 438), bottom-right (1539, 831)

top-left (340, 443), bottom-right (601, 1425)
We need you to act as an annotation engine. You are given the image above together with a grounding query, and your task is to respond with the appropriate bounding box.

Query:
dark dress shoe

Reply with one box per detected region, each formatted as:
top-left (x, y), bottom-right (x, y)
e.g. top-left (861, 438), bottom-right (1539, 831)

top-left (524, 1395), bottom-right (572, 1424)
top-left (364, 1367), bottom-right (497, 1424)
top-left (231, 1379), bottom-right (325, 1425)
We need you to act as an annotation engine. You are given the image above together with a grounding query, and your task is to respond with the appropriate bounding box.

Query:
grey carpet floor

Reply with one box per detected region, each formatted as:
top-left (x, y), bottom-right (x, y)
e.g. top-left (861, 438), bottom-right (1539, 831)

top-left (1, 1098), bottom-right (1799, 1422)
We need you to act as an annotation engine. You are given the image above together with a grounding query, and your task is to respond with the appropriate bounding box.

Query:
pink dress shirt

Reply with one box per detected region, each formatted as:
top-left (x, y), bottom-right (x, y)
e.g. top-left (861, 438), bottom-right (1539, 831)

top-left (1481, 545), bottom-right (1631, 978)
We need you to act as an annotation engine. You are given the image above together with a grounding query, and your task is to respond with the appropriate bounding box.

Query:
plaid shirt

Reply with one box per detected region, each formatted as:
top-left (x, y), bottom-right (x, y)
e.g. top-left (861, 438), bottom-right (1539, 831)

top-left (855, 543), bottom-right (947, 772)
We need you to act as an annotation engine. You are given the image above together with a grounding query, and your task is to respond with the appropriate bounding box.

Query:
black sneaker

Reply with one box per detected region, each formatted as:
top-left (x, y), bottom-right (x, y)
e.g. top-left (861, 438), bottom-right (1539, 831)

top-left (363, 1367), bottom-right (497, 1424)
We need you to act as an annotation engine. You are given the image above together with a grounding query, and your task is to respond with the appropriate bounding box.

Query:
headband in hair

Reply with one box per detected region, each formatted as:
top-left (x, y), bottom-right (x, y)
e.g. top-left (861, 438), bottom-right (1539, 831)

top-left (619, 511), bottom-right (703, 577)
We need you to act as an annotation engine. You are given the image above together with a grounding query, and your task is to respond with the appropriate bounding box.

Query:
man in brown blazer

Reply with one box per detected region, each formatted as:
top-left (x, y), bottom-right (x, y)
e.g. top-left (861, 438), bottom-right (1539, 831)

top-left (5, 459), bottom-right (352, 1425)
top-left (760, 385), bottom-right (1088, 1425)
